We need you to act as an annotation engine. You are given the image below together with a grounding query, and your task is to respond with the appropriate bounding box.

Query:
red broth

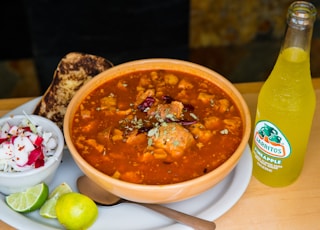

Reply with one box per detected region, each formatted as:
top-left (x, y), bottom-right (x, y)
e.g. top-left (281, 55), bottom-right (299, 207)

top-left (71, 70), bottom-right (243, 185)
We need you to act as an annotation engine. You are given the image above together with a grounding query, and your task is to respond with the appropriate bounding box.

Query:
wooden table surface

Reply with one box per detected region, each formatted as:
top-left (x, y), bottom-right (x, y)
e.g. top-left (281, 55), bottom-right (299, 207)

top-left (1, 78), bottom-right (319, 230)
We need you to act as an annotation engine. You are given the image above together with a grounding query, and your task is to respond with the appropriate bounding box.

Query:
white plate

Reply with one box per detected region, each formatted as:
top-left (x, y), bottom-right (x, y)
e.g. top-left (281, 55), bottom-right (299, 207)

top-left (0, 98), bottom-right (253, 230)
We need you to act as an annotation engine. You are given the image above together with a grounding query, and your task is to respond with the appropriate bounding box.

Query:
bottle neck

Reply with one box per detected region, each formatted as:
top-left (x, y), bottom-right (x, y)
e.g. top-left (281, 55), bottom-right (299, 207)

top-left (281, 24), bottom-right (313, 54)
top-left (280, 1), bottom-right (316, 54)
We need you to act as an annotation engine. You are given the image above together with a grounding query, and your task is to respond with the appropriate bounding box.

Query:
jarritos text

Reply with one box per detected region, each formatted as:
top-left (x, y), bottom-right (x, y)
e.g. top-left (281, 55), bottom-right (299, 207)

top-left (254, 121), bottom-right (291, 158)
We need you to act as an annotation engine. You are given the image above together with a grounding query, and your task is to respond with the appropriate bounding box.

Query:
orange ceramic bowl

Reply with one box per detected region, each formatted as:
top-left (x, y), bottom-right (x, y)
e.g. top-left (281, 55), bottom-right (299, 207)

top-left (64, 58), bottom-right (251, 204)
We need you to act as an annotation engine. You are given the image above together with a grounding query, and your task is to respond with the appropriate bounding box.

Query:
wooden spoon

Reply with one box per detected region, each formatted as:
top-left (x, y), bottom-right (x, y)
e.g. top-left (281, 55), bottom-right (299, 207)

top-left (77, 176), bottom-right (216, 230)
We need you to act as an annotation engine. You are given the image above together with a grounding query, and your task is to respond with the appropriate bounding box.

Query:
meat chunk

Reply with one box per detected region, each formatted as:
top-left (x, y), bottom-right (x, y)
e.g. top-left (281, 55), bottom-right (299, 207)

top-left (100, 96), bottom-right (117, 110)
top-left (126, 130), bottom-right (147, 145)
top-left (189, 123), bottom-right (213, 143)
top-left (135, 89), bottom-right (155, 105)
top-left (197, 92), bottom-right (215, 104)
top-left (151, 123), bottom-right (195, 158)
top-left (204, 116), bottom-right (221, 130)
top-left (216, 99), bottom-right (231, 113)
top-left (178, 79), bottom-right (194, 89)
top-left (164, 73), bottom-right (179, 85)
top-left (223, 116), bottom-right (242, 135)
top-left (148, 101), bottom-right (184, 120)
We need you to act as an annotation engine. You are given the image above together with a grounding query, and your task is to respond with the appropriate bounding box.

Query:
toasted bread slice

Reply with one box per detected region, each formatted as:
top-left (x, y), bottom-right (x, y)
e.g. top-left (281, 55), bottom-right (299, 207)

top-left (33, 52), bottom-right (113, 129)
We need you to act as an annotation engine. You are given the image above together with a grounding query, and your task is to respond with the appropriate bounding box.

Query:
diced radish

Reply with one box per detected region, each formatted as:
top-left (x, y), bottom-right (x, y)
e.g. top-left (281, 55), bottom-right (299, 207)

top-left (0, 117), bottom-right (58, 172)
top-left (0, 138), bottom-right (8, 144)
top-left (14, 149), bottom-right (29, 166)
top-left (22, 126), bottom-right (32, 132)
top-left (33, 136), bottom-right (43, 147)
top-left (10, 135), bottom-right (17, 144)
top-left (13, 136), bottom-right (35, 154)
top-left (42, 132), bottom-right (52, 143)
top-left (26, 131), bottom-right (43, 147)
top-left (24, 131), bottom-right (36, 140)
top-left (0, 143), bottom-right (13, 159)
top-left (35, 158), bottom-right (45, 168)
top-left (26, 147), bottom-right (43, 165)
top-left (8, 125), bottom-right (19, 136)
top-left (46, 137), bottom-right (57, 150)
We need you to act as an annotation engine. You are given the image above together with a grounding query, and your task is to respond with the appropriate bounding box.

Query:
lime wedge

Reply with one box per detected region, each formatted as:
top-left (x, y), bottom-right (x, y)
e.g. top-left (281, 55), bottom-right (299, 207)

top-left (48, 182), bottom-right (73, 199)
top-left (39, 198), bottom-right (57, 218)
top-left (5, 183), bottom-right (49, 213)
top-left (40, 182), bottom-right (73, 218)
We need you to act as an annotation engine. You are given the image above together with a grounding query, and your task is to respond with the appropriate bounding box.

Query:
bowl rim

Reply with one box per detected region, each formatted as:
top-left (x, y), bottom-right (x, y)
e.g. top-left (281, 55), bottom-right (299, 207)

top-left (64, 58), bottom-right (251, 190)
top-left (0, 114), bottom-right (64, 177)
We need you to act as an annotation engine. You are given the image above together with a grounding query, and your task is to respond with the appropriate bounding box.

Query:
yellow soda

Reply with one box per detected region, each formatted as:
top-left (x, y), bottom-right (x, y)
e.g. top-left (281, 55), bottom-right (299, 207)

top-left (251, 1), bottom-right (317, 187)
top-left (252, 47), bottom-right (316, 187)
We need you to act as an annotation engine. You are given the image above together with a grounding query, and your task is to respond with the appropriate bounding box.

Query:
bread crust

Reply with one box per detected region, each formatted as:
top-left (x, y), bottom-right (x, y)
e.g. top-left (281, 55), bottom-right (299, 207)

top-left (33, 52), bottom-right (113, 129)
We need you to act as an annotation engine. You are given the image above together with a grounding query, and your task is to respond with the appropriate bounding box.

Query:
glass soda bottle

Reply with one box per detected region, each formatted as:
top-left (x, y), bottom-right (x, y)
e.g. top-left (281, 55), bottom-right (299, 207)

top-left (251, 1), bottom-right (317, 187)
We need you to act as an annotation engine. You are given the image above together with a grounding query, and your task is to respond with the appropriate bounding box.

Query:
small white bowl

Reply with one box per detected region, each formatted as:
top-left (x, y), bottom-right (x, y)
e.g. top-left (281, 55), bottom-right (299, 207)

top-left (0, 115), bottom-right (64, 195)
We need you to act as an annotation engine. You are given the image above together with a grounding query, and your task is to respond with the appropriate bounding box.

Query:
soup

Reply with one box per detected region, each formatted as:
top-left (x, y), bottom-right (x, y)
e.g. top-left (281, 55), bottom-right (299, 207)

top-left (71, 70), bottom-right (243, 185)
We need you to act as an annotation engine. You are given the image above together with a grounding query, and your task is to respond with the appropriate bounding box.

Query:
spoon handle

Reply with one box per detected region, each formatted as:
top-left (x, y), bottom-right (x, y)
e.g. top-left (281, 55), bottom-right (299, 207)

top-left (139, 203), bottom-right (216, 230)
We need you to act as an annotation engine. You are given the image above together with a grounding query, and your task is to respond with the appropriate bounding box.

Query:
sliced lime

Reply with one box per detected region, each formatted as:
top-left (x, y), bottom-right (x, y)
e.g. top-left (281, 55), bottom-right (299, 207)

top-left (40, 182), bottom-right (73, 218)
top-left (48, 182), bottom-right (73, 199)
top-left (39, 198), bottom-right (57, 218)
top-left (5, 183), bottom-right (49, 213)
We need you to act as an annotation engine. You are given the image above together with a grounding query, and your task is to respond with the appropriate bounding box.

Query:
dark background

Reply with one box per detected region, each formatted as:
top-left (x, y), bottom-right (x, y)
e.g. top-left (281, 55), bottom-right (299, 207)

top-left (1, 0), bottom-right (320, 98)
top-left (1, 0), bottom-right (189, 91)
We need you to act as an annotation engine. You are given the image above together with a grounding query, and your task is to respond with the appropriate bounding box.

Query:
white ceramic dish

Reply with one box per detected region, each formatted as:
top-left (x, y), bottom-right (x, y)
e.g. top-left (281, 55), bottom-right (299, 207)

top-left (0, 97), bottom-right (253, 230)
top-left (0, 114), bottom-right (64, 195)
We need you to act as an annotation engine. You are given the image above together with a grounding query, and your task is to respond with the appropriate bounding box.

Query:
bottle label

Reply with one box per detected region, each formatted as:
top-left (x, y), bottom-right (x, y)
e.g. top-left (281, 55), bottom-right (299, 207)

top-left (253, 120), bottom-right (291, 158)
